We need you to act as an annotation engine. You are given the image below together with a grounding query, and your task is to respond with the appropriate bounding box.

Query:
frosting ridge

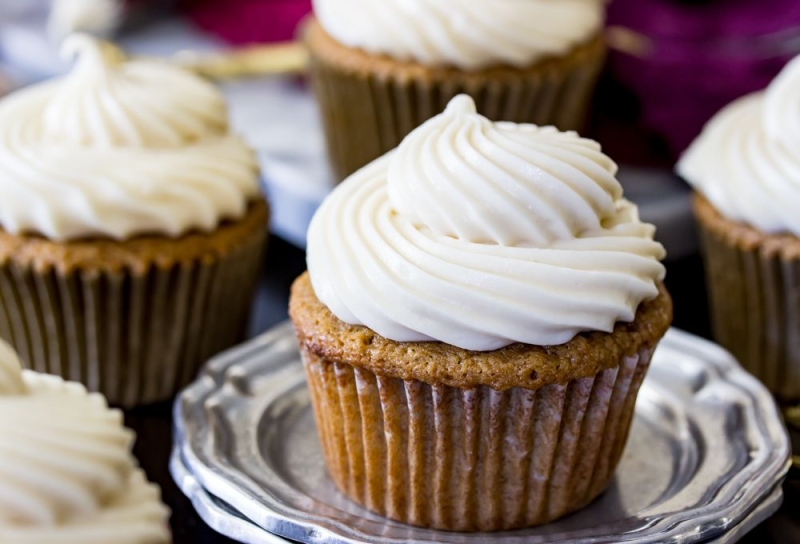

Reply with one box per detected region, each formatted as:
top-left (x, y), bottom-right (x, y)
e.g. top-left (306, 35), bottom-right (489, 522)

top-left (0, 343), bottom-right (170, 543)
top-left (45, 35), bottom-right (228, 148)
top-left (677, 54), bottom-right (800, 237)
top-left (0, 34), bottom-right (260, 241)
top-left (307, 95), bottom-right (666, 350)
top-left (312, 0), bottom-right (604, 70)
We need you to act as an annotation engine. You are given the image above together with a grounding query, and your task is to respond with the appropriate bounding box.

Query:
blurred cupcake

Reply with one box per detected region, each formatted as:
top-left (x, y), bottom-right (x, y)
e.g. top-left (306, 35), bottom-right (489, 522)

top-left (305, 0), bottom-right (607, 181)
top-left (0, 35), bottom-right (268, 407)
top-left (290, 96), bottom-right (671, 531)
top-left (0, 339), bottom-right (171, 543)
top-left (677, 55), bottom-right (800, 401)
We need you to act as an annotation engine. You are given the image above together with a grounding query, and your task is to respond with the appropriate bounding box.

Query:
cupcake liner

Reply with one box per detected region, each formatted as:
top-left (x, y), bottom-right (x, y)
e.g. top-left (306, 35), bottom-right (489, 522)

top-left (304, 20), bottom-right (607, 181)
top-left (300, 343), bottom-right (654, 532)
top-left (694, 194), bottom-right (800, 401)
top-left (0, 226), bottom-right (266, 408)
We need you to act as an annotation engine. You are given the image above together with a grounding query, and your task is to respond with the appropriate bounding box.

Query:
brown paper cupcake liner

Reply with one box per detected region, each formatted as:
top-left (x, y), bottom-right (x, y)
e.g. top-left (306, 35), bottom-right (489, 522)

top-left (300, 343), bottom-right (654, 532)
top-left (694, 193), bottom-right (800, 401)
top-left (304, 19), bottom-right (607, 181)
top-left (0, 203), bottom-right (268, 408)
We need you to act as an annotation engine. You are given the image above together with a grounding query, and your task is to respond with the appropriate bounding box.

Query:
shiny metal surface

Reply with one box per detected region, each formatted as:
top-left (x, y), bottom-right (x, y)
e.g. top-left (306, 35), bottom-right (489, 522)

top-left (172, 323), bottom-right (791, 544)
top-left (170, 446), bottom-right (287, 544)
top-left (169, 448), bottom-right (783, 544)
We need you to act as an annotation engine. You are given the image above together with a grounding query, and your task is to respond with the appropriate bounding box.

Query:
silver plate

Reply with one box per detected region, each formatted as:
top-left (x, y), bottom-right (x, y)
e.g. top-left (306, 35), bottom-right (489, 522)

top-left (169, 447), bottom-right (785, 544)
top-left (173, 323), bottom-right (791, 544)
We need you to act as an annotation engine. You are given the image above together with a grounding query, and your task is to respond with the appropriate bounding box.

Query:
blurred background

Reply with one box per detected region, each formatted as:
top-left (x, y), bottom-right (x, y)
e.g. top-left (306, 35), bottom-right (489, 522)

top-left (3, 0), bottom-right (800, 256)
top-left (3, 0), bottom-right (799, 258)
top-left (4, 0), bottom-right (799, 342)
top-left (2, 1), bottom-right (800, 542)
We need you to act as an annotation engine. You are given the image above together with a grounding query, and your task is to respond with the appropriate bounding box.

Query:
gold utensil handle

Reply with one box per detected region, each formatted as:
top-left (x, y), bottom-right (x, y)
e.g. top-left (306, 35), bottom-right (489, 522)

top-left (173, 41), bottom-right (309, 80)
top-left (605, 26), bottom-right (653, 58)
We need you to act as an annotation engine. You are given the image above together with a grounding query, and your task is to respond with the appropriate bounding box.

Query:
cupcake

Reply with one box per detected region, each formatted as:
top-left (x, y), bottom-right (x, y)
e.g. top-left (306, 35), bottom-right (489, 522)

top-left (290, 95), bottom-right (671, 532)
top-left (0, 35), bottom-right (268, 407)
top-left (305, 0), bottom-right (608, 181)
top-left (677, 55), bottom-right (800, 402)
top-left (0, 339), bottom-right (171, 543)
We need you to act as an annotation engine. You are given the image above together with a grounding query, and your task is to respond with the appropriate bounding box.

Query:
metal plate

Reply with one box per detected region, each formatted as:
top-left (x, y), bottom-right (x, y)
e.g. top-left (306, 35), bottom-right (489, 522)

top-left (169, 447), bottom-right (785, 544)
top-left (173, 323), bottom-right (791, 544)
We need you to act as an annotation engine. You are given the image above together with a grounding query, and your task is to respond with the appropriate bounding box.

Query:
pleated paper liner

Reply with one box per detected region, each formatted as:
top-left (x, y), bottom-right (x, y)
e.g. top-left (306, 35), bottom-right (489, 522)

top-left (301, 344), bottom-right (655, 533)
top-left (694, 193), bottom-right (800, 402)
top-left (0, 200), bottom-right (268, 408)
top-left (304, 19), bottom-right (607, 182)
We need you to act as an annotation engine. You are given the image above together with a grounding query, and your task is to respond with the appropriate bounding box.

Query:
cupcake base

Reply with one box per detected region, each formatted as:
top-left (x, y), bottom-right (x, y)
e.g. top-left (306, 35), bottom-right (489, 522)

top-left (694, 193), bottom-right (800, 401)
top-left (303, 348), bottom-right (652, 532)
top-left (0, 200), bottom-right (269, 408)
top-left (290, 273), bottom-right (672, 532)
top-left (304, 19), bottom-right (607, 181)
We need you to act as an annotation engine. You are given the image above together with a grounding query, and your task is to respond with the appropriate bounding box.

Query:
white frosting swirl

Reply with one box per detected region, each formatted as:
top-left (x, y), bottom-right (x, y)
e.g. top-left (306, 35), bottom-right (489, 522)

top-left (0, 34), bottom-right (260, 242)
top-left (0, 344), bottom-right (170, 543)
top-left (307, 96), bottom-right (666, 350)
top-left (312, 0), bottom-right (604, 70)
top-left (677, 55), bottom-right (800, 237)
top-left (1, 470), bottom-right (172, 544)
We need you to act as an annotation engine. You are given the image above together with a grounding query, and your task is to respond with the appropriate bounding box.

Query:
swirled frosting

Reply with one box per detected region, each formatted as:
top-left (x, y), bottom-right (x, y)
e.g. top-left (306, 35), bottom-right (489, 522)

top-left (312, 0), bottom-right (604, 70)
top-left (677, 55), bottom-right (800, 237)
top-left (0, 339), bottom-right (171, 543)
top-left (307, 95), bottom-right (666, 350)
top-left (0, 34), bottom-right (260, 242)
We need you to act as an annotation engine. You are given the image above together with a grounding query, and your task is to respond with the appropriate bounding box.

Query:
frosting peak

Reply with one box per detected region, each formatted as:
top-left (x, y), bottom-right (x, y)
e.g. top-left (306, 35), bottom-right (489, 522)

top-left (763, 55), bottom-right (800, 149)
top-left (61, 33), bottom-right (125, 69)
top-left (0, 35), bottom-right (260, 242)
top-left (44, 34), bottom-right (228, 148)
top-left (307, 95), bottom-right (666, 350)
top-left (0, 343), bottom-right (170, 543)
top-left (313, 0), bottom-right (605, 70)
top-left (678, 54), bottom-right (800, 237)
top-left (387, 95), bottom-right (622, 247)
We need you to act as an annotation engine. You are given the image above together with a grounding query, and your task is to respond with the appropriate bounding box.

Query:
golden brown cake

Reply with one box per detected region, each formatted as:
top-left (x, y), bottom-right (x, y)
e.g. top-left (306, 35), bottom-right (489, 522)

top-left (289, 96), bottom-right (671, 531)
top-left (677, 55), bottom-right (800, 401)
top-left (0, 201), bottom-right (268, 407)
top-left (0, 35), bottom-right (268, 407)
top-left (291, 273), bottom-right (671, 531)
top-left (305, 0), bottom-right (607, 181)
top-left (292, 273), bottom-right (672, 391)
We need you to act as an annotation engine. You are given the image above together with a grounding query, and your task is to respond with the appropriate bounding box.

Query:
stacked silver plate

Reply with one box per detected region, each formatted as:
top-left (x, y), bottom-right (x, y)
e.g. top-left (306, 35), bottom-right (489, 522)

top-left (172, 322), bottom-right (791, 544)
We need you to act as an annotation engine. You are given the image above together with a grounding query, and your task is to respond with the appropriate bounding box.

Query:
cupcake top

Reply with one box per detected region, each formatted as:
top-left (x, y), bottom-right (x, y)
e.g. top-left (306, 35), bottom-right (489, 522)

top-left (312, 0), bottom-right (605, 71)
top-left (307, 95), bottom-right (666, 351)
top-left (0, 339), bottom-right (171, 544)
top-left (0, 34), bottom-right (260, 242)
top-left (677, 54), bottom-right (800, 237)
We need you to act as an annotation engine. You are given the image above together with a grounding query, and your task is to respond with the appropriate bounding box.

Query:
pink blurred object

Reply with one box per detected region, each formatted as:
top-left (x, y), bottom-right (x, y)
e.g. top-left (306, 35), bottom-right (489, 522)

top-left (608, 0), bottom-right (800, 158)
top-left (182, 0), bottom-right (312, 44)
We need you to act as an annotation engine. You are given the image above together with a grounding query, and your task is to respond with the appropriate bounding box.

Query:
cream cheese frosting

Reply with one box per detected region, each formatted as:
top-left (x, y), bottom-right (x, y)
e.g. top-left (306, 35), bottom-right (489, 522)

top-left (0, 34), bottom-right (260, 242)
top-left (677, 54), bottom-right (800, 237)
top-left (312, 0), bottom-right (605, 71)
top-left (0, 339), bottom-right (171, 544)
top-left (307, 95), bottom-right (666, 351)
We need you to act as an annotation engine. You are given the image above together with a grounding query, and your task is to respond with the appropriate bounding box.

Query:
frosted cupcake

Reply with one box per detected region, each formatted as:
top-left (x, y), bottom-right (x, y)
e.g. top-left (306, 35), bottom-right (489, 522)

top-left (677, 55), bottom-right (800, 401)
top-left (0, 339), bottom-right (171, 543)
top-left (305, 0), bottom-right (607, 181)
top-left (290, 96), bottom-right (671, 531)
top-left (0, 35), bottom-right (268, 407)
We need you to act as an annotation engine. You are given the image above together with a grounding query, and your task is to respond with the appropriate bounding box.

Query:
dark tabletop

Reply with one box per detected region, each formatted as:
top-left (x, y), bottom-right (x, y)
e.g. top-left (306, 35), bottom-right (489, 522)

top-left (125, 235), bottom-right (800, 544)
